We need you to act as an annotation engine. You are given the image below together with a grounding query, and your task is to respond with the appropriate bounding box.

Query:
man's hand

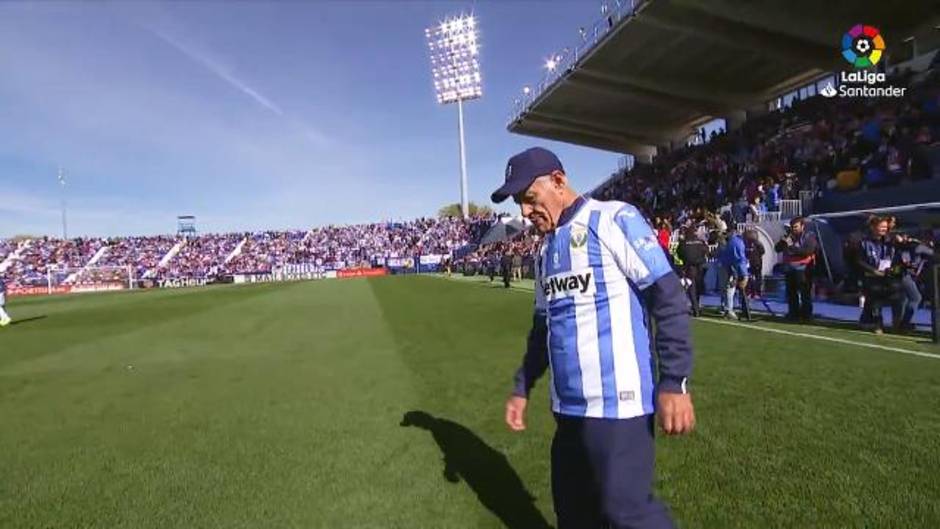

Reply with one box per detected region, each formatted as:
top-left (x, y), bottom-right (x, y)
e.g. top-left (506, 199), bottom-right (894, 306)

top-left (657, 392), bottom-right (695, 436)
top-left (736, 276), bottom-right (748, 290)
top-left (505, 395), bottom-right (528, 431)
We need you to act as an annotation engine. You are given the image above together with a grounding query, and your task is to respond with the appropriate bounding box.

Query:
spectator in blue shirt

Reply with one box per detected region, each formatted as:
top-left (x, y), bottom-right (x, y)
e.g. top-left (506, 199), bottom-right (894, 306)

top-left (766, 181), bottom-right (781, 212)
top-left (719, 228), bottom-right (751, 320)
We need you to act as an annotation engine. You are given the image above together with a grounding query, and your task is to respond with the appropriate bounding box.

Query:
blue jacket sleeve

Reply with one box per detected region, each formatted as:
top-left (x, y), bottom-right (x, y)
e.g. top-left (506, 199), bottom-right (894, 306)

top-left (643, 272), bottom-right (694, 394)
top-left (733, 237), bottom-right (749, 278)
top-left (512, 312), bottom-right (549, 398)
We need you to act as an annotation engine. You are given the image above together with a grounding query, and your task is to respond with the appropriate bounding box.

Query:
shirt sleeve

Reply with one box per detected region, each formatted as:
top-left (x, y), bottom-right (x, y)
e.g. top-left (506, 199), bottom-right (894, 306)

top-left (512, 248), bottom-right (549, 398)
top-left (609, 204), bottom-right (674, 290)
top-left (512, 312), bottom-right (549, 398)
top-left (533, 248), bottom-right (547, 315)
top-left (643, 273), bottom-right (694, 394)
top-left (733, 238), bottom-right (749, 277)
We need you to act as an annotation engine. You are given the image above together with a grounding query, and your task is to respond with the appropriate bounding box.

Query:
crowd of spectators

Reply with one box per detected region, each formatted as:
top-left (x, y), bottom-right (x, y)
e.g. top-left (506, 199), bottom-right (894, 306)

top-left (2, 67), bottom-right (936, 305)
top-left (2, 237), bottom-right (106, 287)
top-left (456, 237), bottom-right (541, 280)
top-left (0, 216), bottom-right (486, 286)
top-left (0, 239), bottom-right (15, 262)
top-left (453, 68), bottom-right (938, 279)
top-left (223, 230), bottom-right (305, 274)
top-left (96, 235), bottom-right (178, 280)
top-left (157, 233), bottom-right (243, 279)
top-left (595, 67), bottom-right (938, 229)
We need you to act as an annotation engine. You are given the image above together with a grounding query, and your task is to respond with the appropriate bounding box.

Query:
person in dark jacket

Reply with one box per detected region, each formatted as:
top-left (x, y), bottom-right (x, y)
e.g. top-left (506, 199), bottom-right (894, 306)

top-left (744, 230), bottom-right (765, 298)
top-left (501, 251), bottom-right (513, 288)
top-left (775, 217), bottom-right (817, 321)
top-left (857, 216), bottom-right (902, 333)
top-left (487, 252), bottom-right (499, 282)
top-left (677, 228), bottom-right (708, 316)
top-left (894, 233), bottom-right (928, 330)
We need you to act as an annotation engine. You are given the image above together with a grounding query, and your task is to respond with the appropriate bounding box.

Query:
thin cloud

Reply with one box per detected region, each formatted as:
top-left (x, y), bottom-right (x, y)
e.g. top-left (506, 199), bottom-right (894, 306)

top-left (151, 28), bottom-right (285, 116)
top-left (0, 190), bottom-right (59, 217)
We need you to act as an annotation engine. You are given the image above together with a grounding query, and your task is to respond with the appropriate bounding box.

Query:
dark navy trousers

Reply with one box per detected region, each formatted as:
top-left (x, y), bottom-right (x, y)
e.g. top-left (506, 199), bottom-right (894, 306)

top-left (551, 414), bottom-right (675, 529)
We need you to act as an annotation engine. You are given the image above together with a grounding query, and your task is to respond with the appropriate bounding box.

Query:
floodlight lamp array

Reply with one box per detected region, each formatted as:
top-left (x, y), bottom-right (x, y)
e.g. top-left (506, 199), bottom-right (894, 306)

top-left (426, 15), bottom-right (482, 104)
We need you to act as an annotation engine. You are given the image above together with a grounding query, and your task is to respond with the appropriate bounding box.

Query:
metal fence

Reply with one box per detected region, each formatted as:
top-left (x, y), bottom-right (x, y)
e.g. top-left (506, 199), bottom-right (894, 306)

top-left (799, 190), bottom-right (815, 216)
top-left (507, 0), bottom-right (647, 124)
top-left (779, 199), bottom-right (802, 220)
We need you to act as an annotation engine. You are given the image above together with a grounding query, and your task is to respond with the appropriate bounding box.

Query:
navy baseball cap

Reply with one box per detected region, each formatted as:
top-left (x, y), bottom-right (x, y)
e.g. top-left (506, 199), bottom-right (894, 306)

top-left (490, 147), bottom-right (564, 203)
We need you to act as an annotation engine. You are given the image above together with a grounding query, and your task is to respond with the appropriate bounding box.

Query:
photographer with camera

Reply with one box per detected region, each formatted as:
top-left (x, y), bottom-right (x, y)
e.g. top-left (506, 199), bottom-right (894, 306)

top-left (775, 217), bottom-right (817, 322)
top-left (745, 229), bottom-right (765, 298)
top-left (894, 232), bottom-right (931, 331)
top-left (857, 216), bottom-right (903, 334)
top-left (678, 227), bottom-right (708, 317)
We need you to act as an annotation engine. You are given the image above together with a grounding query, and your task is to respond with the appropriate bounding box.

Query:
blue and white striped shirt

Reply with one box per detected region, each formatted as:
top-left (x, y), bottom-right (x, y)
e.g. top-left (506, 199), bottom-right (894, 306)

top-left (514, 198), bottom-right (693, 419)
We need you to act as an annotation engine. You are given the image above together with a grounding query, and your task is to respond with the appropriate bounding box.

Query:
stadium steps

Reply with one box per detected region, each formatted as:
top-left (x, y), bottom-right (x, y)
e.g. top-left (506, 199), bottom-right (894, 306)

top-left (138, 239), bottom-right (185, 279)
top-left (65, 245), bottom-right (111, 284)
top-left (157, 239), bottom-right (185, 268)
top-left (224, 237), bottom-right (248, 263)
top-left (86, 245), bottom-right (109, 266)
top-left (0, 239), bottom-right (32, 273)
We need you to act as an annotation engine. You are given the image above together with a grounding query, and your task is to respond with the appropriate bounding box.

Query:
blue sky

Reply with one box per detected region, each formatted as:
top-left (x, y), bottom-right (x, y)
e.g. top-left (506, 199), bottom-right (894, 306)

top-left (0, 1), bottom-right (621, 237)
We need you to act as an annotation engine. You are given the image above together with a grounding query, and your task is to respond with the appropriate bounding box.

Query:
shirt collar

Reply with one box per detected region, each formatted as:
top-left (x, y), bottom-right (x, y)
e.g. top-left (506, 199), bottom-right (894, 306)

top-left (555, 195), bottom-right (587, 229)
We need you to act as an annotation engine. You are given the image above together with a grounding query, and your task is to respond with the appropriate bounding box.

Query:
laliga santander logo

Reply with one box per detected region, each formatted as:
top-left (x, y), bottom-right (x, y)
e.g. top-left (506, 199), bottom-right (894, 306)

top-left (841, 24), bottom-right (885, 68)
top-left (821, 24), bottom-right (904, 99)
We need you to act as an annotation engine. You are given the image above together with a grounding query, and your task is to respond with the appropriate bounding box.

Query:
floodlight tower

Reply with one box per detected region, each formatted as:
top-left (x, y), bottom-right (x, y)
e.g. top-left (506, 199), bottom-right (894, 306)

top-left (425, 14), bottom-right (482, 218)
top-left (57, 167), bottom-right (68, 240)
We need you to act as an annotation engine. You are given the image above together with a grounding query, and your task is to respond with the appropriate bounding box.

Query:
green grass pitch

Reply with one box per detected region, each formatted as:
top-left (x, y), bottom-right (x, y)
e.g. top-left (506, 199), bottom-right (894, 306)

top-left (1, 276), bottom-right (939, 528)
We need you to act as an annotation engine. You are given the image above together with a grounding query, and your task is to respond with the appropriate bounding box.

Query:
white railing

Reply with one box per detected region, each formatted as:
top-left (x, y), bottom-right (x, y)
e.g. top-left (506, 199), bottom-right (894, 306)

top-left (799, 190), bottom-right (815, 215)
top-left (759, 211), bottom-right (782, 223)
top-left (507, 0), bottom-right (647, 125)
top-left (669, 230), bottom-right (681, 246)
top-left (744, 212), bottom-right (781, 225)
top-left (778, 199), bottom-right (802, 220)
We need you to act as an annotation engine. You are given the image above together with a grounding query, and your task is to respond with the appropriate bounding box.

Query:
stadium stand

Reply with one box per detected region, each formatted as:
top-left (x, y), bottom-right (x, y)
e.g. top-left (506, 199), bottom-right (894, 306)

top-left (1, 1), bottom-right (937, 336)
top-left (157, 233), bottom-right (243, 280)
top-left (593, 68), bottom-right (939, 218)
top-left (95, 235), bottom-right (178, 280)
top-left (502, 0), bottom-right (939, 333)
top-left (0, 217), bottom-right (489, 288)
top-left (3, 237), bottom-right (106, 287)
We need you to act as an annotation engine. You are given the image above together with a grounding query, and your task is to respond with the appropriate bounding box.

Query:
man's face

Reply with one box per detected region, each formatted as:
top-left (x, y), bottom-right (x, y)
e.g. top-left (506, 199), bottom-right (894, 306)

top-left (874, 221), bottom-right (889, 237)
top-left (514, 173), bottom-right (567, 234)
top-left (791, 221), bottom-right (804, 236)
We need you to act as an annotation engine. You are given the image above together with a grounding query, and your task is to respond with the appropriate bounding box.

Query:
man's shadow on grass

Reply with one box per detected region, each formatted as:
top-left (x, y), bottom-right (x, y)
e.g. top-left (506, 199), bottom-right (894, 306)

top-left (9, 315), bottom-right (46, 326)
top-left (400, 411), bottom-right (553, 529)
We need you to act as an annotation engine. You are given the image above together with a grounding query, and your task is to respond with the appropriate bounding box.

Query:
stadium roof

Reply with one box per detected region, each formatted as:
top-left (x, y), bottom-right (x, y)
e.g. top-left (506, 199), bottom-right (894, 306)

top-left (508, 0), bottom-right (939, 156)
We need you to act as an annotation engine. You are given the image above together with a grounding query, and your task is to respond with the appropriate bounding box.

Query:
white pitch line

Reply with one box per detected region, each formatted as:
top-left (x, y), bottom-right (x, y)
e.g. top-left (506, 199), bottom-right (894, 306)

top-left (698, 317), bottom-right (940, 361)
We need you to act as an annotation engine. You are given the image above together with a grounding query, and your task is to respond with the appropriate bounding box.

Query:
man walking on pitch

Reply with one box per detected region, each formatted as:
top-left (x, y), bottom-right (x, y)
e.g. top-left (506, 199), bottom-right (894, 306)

top-left (501, 249), bottom-right (513, 288)
top-left (718, 227), bottom-right (751, 321)
top-left (493, 147), bottom-right (695, 529)
top-left (0, 277), bottom-right (11, 326)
